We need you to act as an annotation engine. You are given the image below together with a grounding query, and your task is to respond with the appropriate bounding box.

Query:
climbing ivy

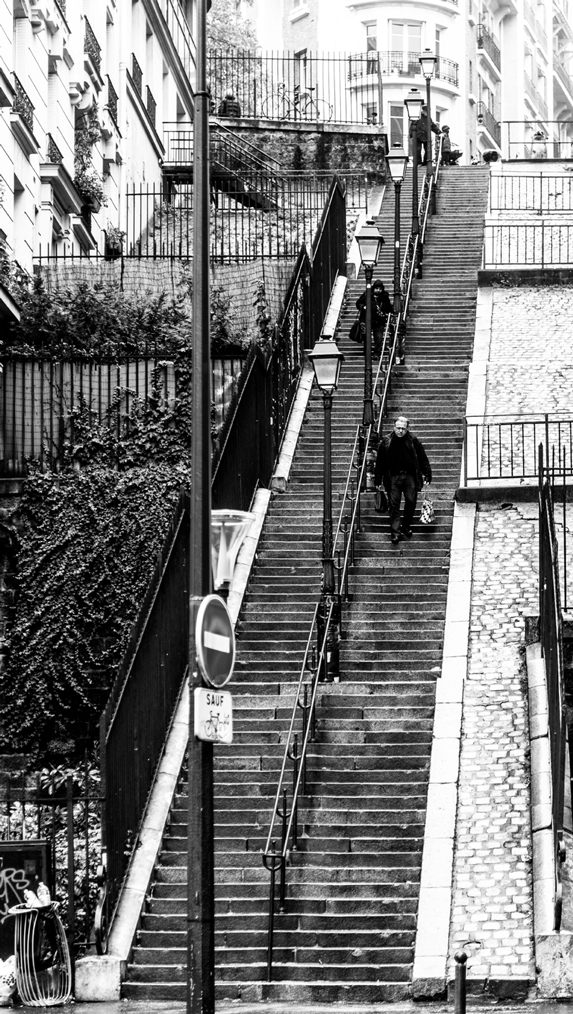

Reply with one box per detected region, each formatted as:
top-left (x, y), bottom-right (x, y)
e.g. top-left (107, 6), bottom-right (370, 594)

top-left (1, 463), bottom-right (190, 764)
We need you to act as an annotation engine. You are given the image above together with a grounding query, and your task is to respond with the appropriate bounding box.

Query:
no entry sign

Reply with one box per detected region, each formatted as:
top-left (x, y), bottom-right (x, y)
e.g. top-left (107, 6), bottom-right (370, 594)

top-left (195, 594), bottom-right (235, 688)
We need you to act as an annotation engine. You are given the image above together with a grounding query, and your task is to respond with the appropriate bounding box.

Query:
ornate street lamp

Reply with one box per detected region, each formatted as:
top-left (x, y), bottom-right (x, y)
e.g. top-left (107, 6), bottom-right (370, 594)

top-left (356, 220), bottom-right (384, 427)
top-left (385, 142), bottom-right (409, 319)
top-left (419, 48), bottom-right (438, 208)
top-left (404, 86), bottom-right (423, 277)
top-left (308, 336), bottom-right (344, 597)
top-left (211, 510), bottom-right (255, 597)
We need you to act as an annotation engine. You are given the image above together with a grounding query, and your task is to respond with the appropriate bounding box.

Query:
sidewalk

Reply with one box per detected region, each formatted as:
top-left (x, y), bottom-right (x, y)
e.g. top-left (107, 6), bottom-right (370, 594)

top-left (35, 1001), bottom-right (573, 1014)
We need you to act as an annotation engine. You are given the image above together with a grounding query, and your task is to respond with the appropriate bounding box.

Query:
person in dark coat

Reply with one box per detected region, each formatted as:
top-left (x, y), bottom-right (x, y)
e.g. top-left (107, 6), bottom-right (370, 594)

top-left (355, 279), bottom-right (393, 355)
top-left (409, 104), bottom-right (441, 165)
top-left (440, 126), bottom-right (462, 166)
top-left (218, 92), bottom-right (242, 117)
top-left (374, 415), bottom-right (432, 544)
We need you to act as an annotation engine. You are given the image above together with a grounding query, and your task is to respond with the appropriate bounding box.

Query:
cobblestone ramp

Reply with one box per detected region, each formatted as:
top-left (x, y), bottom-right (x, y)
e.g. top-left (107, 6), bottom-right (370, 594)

top-left (122, 165), bottom-right (491, 1002)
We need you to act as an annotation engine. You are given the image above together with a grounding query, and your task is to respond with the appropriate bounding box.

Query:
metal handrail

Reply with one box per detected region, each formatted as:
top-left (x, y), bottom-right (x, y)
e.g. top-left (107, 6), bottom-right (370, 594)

top-left (262, 153), bottom-right (442, 978)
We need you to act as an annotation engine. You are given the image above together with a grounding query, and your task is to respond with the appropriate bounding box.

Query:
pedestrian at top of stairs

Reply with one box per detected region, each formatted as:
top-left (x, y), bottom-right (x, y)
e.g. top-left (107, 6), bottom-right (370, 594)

top-left (355, 279), bottom-right (392, 355)
top-left (218, 92), bottom-right (241, 117)
top-left (374, 415), bottom-right (432, 545)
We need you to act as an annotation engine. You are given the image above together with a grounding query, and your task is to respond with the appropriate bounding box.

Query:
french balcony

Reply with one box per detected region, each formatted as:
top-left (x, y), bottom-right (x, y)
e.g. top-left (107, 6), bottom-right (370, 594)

top-left (477, 23), bottom-right (501, 74)
top-left (146, 86), bottom-right (157, 129)
top-left (130, 53), bottom-right (143, 98)
top-left (41, 135), bottom-right (83, 217)
top-left (476, 100), bottom-right (501, 147)
top-left (11, 74), bottom-right (39, 156)
top-left (84, 17), bottom-right (103, 90)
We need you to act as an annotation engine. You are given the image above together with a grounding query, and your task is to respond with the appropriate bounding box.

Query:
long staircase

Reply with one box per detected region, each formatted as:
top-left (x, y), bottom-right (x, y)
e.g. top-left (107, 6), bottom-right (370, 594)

top-left (122, 165), bottom-right (490, 1001)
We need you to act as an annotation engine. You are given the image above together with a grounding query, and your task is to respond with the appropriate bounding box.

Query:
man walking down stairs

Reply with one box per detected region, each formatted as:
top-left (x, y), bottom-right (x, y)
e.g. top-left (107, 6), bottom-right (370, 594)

top-left (122, 165), bottom-right (491, 1002)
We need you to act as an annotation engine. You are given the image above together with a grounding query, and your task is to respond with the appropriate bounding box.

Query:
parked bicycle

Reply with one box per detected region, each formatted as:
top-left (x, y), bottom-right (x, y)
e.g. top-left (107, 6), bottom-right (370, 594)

top-left (261, 83), bottom-right (333, 123)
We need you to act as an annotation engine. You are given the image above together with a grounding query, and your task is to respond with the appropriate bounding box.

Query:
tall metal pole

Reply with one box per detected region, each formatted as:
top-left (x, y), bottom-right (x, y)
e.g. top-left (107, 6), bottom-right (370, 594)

top-left (411, 128), bottom-right (420, 277)
top-left (187, 0), bottom-right (214, 1011)
top-left (322, 391), bottom-right (334, 595)
top-left (363, 265), bottom-right (374, 427)
top-left (425, 75), bottom-right (436, 214)
top-left (392, 181), bottom-right (402, 317)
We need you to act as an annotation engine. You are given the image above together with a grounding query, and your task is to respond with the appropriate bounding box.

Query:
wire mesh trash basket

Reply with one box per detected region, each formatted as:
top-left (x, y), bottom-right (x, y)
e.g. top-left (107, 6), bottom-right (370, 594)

top-left (8, 903), bottom-right (72, 1006)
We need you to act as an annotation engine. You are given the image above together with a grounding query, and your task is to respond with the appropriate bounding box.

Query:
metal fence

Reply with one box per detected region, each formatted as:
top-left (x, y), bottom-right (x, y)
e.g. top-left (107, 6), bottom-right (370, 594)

top-left (463, 415), bottom-right (573, 484)
top-left (503, 120), bottom-right (573, 160)
top-left (125, 173), bottom-right (369, 263)
top-left (490, 174), bottom-right (573, 213)
top-left (538, 450), bottom-right (567, 931)
top-left (0, 766), bottom-right (102, 959)
top-left (0, 356), bottom-right (244, 476)
top-left (208, 49), bottom-right (458, 125)
top-left (483, 223), bottom-right (573, 268)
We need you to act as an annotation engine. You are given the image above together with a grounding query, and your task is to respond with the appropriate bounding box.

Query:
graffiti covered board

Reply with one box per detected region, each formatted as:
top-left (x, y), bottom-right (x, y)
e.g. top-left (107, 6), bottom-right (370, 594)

top-left (0, 841), bottom-right (53, 960)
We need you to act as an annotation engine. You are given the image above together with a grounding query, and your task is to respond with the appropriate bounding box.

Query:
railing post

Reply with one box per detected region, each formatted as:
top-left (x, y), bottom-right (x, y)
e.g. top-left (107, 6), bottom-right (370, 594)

top-left (463, 417), bottom-right (468, 487)
top-left (279, 789), bottom-right (288, 912)
top-left (454, 950), bottom-right (467, 1014)
top-left (266, 845), bottom-right (276, 982)
top-left (66, 776), bottom-right (76, 968)
top-left (545, 413), bottom-right (550, 472)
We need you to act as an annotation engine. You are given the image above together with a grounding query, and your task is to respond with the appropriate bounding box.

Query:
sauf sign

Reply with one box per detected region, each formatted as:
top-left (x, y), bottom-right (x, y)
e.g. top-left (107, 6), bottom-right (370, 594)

top-left (194, 594), bottom-right (235, 744)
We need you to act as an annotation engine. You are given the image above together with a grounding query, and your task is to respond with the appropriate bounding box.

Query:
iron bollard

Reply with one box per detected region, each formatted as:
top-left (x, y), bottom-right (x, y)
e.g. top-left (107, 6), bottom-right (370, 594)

top-left (454, 950), bottom-right (467, 1014)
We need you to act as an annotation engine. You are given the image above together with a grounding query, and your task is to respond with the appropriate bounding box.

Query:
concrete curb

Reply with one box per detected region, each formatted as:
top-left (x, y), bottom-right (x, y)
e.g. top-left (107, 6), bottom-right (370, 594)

top-left (411, 502), bottom-right (474, 1000)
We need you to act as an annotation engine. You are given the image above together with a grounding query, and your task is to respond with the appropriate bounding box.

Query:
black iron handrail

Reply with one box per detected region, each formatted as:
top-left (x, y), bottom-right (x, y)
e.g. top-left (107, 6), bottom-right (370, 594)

top-left (538, 444), bottom-right (567, 931)
top-left (262, 153), bottom-right (444, 977)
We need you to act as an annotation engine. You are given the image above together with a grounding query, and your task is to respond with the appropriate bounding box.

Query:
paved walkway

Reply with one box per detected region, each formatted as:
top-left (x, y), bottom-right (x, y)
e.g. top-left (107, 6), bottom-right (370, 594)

top-left (448, 282), bottom-right (573, 990)
top-left (47, 1002), bottom-right (573, 1014)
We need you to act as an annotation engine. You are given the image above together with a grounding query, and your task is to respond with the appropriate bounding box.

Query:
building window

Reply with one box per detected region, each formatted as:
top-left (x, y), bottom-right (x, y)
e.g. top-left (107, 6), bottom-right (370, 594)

top-left (469, 59), bottom-right (473, 93)
top-left (365, 22), bottom-right (378, 73)
top-left (390, 21), bottom-right (422, 73)
top-left (435, 27), bottom-right (441, 58)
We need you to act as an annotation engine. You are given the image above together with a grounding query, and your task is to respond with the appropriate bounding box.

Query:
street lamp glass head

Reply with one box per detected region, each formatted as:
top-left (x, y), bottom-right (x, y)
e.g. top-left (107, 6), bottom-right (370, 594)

top-left (419, 48), bottom-right (437, 78)
top-left (385, 142), bottom-right (409, 183)
top-left (356, 221), bottom-right (384, 269)
top-left (404, 87), bottom-right (423, 122)
top-left (309, 337), bottom-right (344, 394)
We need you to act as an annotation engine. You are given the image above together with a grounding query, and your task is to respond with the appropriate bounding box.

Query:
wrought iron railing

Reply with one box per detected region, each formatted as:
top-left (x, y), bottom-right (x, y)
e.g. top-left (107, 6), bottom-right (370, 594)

top-left (84, 17), bottom-right (101, 74)
top-left (504, 120), bottom-right (573, 160)
top-left (463, 415), bottom-right (573, 485)
top-left (538, 445), bottom-right (567, 932)
top-left (125, 171), bottom-right (369, 263)
top-left (483, 222), bottom-right (573, 268)
top-left (262, 153), bottom-right (443, 978)
top-left (0, 356), bottom-right (244, 477)
top-left (131, 53), bottom-right (143, 97)
top-left (555, 60), bottom-right (573, 101)
top-left (157, 0), bottom-right (194, 80)
top-left (490, 173), bottom-right (573, 213)
top-left (12, 74), bottom-right (34, 134)
top-left (207, 49), bottom-right (459, 125)
top-left (0, 764), bottom-right (102, 959)
top-left (477, 23), bottom-right (501, 71)
top-left (47, 132), bottom-right (64, 164)
top-left (146, 86), bottom-right (156, 129)
top-left (107, 76), bottom-right (119, 129)
top-left (477, 101), bottom-right (501, 146)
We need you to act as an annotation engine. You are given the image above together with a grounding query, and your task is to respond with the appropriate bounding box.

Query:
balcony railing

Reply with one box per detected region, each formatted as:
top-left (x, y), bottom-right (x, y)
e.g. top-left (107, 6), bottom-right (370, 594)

top-left (555, 59), bottom-right (573, 100)
top-left (46, 132), bottom-right (64, 164)
top-left (131, 54), bottom-right (143, 98)
top-left (208, 49), bottom-right (459, 125)
top-left (107, 76), bottom-right (119, 129)
top-left (157, 0), bottom-right (194, 81)
top-left (84, 17), bottom-right (101, 74)
top-left (476, 101), bottom-right (501, 146)
top-left (12, 74), bottom-right (34, 134)
top-left (524, 1), bottom-right (536, 28)
top-left (146, 86), bottom-right (157, 129)
top-left (477, 23), bottom-right (501, 71)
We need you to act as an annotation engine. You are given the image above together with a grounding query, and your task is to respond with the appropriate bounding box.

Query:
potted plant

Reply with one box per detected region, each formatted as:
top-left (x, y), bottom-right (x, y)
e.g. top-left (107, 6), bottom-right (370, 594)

top-left (104, 224), bottom-right (125, 258)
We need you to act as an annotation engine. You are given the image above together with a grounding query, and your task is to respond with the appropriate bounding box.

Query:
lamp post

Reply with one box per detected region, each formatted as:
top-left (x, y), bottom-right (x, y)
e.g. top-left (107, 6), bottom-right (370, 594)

top-left (187, 0), bottom-right (214, 1012)
top-left (384, 142), bottom-right (409, 319)
top-left (419, 48), bottom-right (438, 209)
top-left (355, 220), bottom-right (384, 428)
top-left (404, 86), bottom-right (423, 278)
top-left (308, 335), bottom-right (344, 680)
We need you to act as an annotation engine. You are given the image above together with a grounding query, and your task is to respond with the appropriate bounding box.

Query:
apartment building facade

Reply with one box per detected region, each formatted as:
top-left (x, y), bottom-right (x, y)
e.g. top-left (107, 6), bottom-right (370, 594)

top-left (0, 0), bottom-right (197, 287)
top-left (252, 0), bottom-right (573, 163)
